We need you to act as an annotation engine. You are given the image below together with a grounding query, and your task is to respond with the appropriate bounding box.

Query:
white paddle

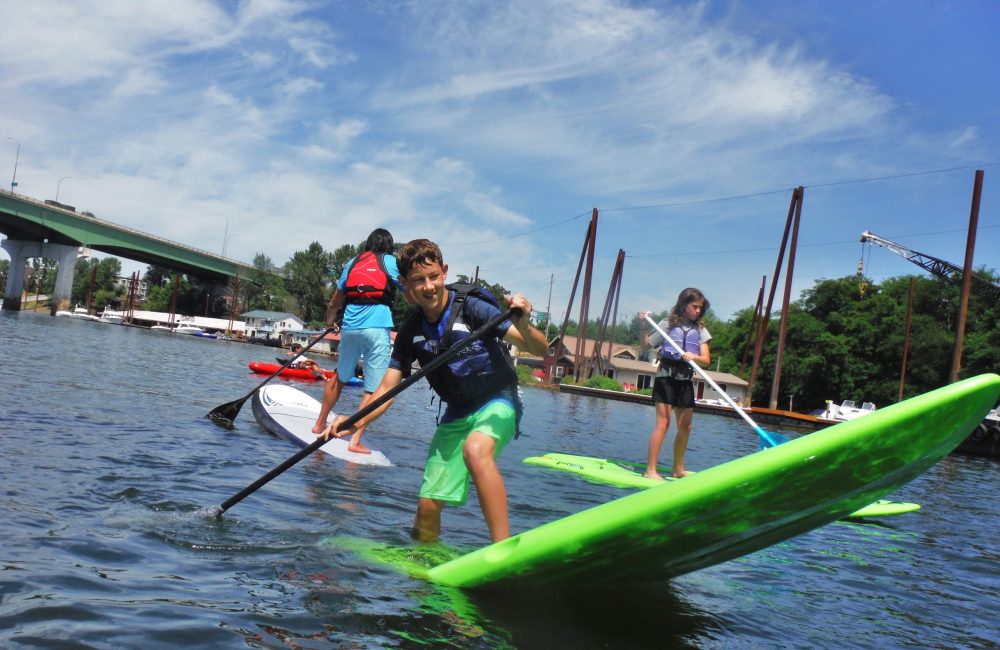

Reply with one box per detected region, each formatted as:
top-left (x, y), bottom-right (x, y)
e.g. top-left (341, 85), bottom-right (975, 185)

top-left (645, 313), bottom-right (787, 449)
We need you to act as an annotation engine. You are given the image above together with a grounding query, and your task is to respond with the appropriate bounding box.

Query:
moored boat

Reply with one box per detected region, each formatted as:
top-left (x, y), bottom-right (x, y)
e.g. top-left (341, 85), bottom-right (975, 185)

top-left (55, 304), bottom-right (100, 322)
top-left (99, 306), bottom-right (125, 324)
top-left (819, 399), bottom-right (876, 422)
top-left (174, 322), bottom-right (205, 335)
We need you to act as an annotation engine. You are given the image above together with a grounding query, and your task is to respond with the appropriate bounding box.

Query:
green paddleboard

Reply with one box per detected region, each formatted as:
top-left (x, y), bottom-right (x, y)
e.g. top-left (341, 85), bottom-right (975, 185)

top-left (523, 453), bottom-right (920, 517)
top-left (336, 374), bottom-right (1000, 589)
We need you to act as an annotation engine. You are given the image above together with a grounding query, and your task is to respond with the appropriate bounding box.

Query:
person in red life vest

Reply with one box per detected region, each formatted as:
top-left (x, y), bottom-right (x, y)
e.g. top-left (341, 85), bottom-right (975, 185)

top-left (312, 228), bottom-right (407, 453)
top-left (640, 288), bottom-right (712, 480)
top-left (326, 239), bottom-right (549, 543)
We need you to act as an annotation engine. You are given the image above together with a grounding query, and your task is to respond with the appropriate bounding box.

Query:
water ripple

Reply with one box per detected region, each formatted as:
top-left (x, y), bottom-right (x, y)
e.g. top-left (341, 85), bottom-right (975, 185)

top-left (0, 311), bottom-right (998, 648)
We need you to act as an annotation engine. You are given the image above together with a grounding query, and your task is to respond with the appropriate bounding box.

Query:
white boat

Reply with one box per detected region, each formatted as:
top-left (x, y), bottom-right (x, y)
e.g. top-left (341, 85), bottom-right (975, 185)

top-left (695, 397), bottom-right (752, 412)
top-left (820, 399), bottom-right (876, 422)
top-left (150, 317), bottom-right (205, 335)
top-left (55, 304), bottom-right (100, 322)
top-left (174, 322), bottom-right (205, 335)
top-left (99, 306), bottom-right (125, 324)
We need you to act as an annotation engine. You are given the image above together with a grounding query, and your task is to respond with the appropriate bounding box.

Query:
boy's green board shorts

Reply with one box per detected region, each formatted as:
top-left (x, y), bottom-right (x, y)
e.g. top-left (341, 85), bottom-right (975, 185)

top-left (419, 400), bottom-right (516, 505)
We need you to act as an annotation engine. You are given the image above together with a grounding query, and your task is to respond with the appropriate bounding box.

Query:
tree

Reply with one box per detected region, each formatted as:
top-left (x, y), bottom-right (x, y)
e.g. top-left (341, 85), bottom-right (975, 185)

top-left (714, 271), bottom-right (1000, 412)
top-left (142, 271), bottom-right (198, 314)
top-left (243, 253), bottom-right (288, 312)
top-left (72, 258), bottom-right (123, 307)
top-left (330, 243), bottom-right (360, 280)
top-left (25, 257), bottom-right (57, 297)
top-left (283, 242), bottom-right (335, 326)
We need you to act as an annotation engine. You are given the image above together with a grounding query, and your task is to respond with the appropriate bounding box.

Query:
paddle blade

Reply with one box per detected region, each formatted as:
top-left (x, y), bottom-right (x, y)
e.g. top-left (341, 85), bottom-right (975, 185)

top-left (757, 427), bottom-right (790, 449)
top-left (207, 398), bottom-right (246, 429)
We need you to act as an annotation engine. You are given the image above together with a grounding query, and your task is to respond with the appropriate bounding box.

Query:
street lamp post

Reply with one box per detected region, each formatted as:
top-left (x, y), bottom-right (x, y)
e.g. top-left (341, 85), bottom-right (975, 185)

top-left (221, 216), bottom-right (237, 257)
top-left (7, 137), bottom-right (20, 195)
top-left (56, 176), bottom-right (71, 201)
top-left (223, 233), bottom-right (238, 258)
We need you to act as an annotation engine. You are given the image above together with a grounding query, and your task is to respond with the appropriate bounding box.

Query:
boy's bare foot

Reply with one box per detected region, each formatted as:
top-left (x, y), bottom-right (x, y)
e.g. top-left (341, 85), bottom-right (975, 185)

top-left (311, 422), bottom-right (328, 435)
top-left (643, 470), bottom-right (666, 481)
top-left (671, 469), bottom-right (690, 478)
top-left (348, 441), bottom-right (372, 454)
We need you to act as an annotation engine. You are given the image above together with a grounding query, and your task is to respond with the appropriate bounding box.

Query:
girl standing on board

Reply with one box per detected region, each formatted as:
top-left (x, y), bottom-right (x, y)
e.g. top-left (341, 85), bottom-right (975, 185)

top-left (640, 288), bottom-right (712, 480)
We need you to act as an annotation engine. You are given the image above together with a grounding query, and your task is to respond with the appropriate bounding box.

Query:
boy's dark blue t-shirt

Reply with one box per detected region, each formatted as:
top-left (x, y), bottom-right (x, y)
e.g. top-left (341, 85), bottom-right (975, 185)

top-left (389, 290), bottom-right (515, 422)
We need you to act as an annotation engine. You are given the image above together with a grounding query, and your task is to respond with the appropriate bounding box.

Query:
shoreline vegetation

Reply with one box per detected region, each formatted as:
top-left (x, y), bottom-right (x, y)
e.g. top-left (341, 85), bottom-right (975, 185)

top-left (6, 244), bottom-right (997, 416)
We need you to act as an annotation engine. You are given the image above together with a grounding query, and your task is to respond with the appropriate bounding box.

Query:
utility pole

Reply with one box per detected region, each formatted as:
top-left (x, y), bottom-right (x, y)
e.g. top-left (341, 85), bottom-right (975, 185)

top-left (8, 137), bottom-right (20, 194)
top-left (950, 170), bottom-right (984, 383)
top-left (545, 273), bottom-right (554, 340)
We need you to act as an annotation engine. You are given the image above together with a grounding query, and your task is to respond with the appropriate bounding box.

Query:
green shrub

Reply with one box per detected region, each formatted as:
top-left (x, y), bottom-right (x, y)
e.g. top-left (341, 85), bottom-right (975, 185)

top-left (559, 375), bottom-right (576, 386)
top-left (585, 375), bottom-right (624, 392)
top-left (515, 364), bottom-right (535, 384)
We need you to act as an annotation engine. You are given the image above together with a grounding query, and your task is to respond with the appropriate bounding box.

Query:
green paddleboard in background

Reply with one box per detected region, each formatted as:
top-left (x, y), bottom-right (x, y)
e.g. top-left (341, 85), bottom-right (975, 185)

top-left (523, 453), bottom-right (920, 517)
top-left (331, 374), bottom-right (1000, 590)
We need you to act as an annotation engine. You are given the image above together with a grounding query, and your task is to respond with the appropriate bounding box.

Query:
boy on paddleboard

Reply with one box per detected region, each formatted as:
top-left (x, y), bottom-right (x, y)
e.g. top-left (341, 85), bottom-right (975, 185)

top-left (325, 238), bottom-right (548, 543)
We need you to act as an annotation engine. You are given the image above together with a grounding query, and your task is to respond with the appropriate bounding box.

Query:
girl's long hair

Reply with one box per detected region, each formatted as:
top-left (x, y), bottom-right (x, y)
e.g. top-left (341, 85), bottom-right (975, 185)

top-left (364, 228), bottom-right (394, 255)
top-left (667, 288), bottom-right (709, 329)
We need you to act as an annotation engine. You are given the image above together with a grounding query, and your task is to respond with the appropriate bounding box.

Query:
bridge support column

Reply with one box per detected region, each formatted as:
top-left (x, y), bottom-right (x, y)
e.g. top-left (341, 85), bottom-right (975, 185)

top-left (1, 238), bottom-right (88, 313)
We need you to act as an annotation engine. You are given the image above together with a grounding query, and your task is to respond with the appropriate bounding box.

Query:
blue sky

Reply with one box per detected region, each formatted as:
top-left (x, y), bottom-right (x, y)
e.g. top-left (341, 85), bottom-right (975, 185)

top-left (2, 0), bottom-right (997, 323)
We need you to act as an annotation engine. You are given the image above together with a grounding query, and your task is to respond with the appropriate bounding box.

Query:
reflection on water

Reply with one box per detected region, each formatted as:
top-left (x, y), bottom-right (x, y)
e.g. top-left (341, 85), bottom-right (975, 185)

top-left (0, 310), bottom-right (998, 648)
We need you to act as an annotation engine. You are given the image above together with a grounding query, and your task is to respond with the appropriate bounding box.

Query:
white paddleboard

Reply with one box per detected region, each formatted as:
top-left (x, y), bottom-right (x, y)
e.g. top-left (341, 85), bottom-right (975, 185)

top-left (251, 384), bottom-right (391, 467)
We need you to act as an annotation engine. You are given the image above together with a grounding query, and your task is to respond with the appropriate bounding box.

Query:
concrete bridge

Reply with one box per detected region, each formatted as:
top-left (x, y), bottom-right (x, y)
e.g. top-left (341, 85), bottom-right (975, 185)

top-left (0, 191), bottom-right (257, 313)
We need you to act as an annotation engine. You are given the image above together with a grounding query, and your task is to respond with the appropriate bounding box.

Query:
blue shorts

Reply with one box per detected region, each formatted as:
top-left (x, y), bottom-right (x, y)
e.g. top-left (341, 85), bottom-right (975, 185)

top-left (337, 328), bottom-right (391, 392)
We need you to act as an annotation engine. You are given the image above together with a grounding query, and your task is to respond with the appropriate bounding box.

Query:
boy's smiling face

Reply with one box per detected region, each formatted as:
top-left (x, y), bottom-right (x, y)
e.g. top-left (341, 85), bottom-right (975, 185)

top-left (403, 260), bottom-right (449, 318)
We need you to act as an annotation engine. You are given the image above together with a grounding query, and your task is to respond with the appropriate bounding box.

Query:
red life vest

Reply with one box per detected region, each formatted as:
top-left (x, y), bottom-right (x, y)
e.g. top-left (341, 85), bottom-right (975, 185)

top-left (344, 251), bottom-right (397, 306)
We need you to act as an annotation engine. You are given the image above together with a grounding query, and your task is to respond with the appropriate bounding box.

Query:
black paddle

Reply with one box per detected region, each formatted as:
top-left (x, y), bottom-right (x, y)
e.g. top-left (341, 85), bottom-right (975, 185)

top-left (207, 327), bottom-right (337, 428)
top-left (212, 306), bottom-right (518, 518)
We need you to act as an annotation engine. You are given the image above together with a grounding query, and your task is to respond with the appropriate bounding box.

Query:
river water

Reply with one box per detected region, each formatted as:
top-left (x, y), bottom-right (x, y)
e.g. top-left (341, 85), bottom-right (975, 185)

top-left (1, 310), bottom-right (998, 649)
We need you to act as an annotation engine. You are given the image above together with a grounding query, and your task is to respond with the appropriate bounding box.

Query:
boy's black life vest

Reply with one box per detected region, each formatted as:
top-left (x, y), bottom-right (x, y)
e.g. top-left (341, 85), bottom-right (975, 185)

top-left (407, 282), bottom-right (523, 436)
top-left (344, 251), bottom-right (397, 306)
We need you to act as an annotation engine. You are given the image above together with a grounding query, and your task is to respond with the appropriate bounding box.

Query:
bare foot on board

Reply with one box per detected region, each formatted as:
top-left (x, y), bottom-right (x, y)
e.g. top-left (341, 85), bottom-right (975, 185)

top-left (348, 441), bottom-right (372, 454)
top-left (671, 469), bottom-right (690, 478)
top-left (643, 470), bottom-right (666, 481)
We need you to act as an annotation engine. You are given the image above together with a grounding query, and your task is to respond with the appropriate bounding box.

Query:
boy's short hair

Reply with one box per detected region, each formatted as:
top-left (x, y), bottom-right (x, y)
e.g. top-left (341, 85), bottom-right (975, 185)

top-left (398, 239), bottom-right (444, 278)
top-left (291, 343), bottom-right (303, 352)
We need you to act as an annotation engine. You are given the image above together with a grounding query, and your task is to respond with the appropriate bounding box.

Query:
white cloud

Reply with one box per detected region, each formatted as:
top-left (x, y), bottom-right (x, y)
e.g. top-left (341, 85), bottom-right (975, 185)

top-left (110, 68), bottom-right (168, 100)
top-left (1, 0), bottom-right (993, 320)
top-left (367, 0), bottom-right (899, 199)
top-left (319, 118), bottom-right (368, 149)
top-left (281, 77), bottom-right (324, 96)
top-left (461, 193), bottom-right (532, 227)
top-left (949, 126), bottom-right (977, 150)
top-left (0, 0), bottom-right (232, 88)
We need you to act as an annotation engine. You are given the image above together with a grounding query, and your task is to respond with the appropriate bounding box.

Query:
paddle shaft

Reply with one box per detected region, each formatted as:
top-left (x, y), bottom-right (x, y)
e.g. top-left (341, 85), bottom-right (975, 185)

top-left (217, 306), bottom-right (519, 515)
top-left (644, 314), bottom-right (784, 447)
